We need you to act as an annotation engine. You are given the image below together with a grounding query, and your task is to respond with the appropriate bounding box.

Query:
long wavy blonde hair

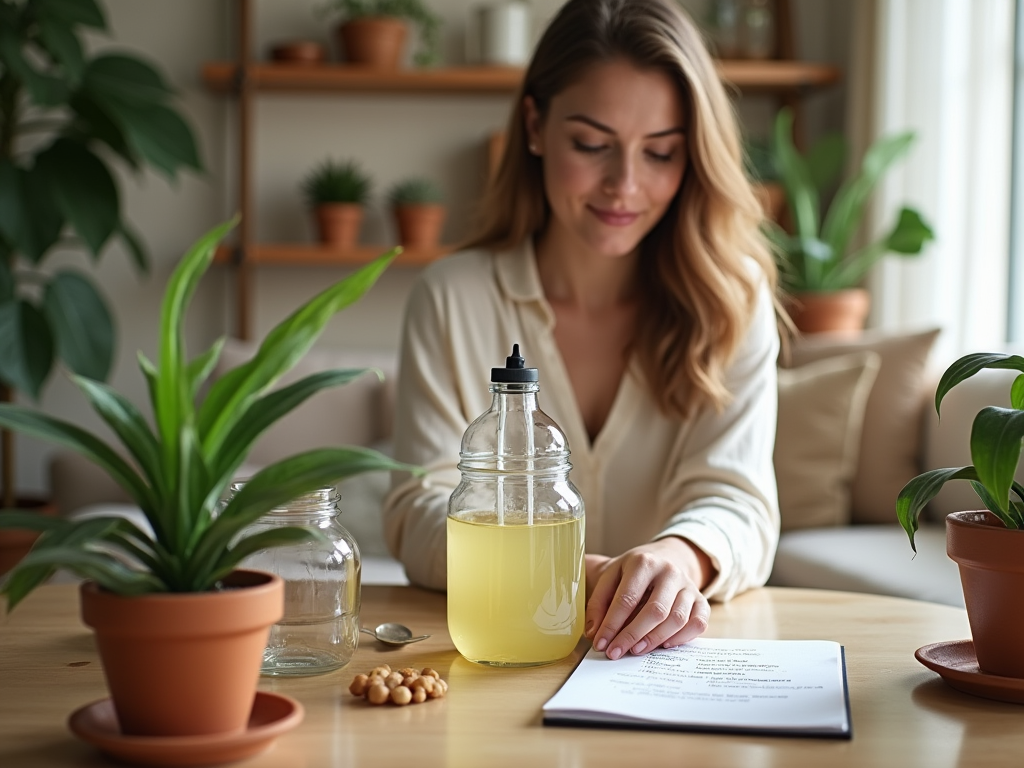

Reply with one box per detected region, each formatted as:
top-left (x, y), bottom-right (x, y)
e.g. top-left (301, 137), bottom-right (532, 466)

top-left (462, 0), bottom-right (779, 418)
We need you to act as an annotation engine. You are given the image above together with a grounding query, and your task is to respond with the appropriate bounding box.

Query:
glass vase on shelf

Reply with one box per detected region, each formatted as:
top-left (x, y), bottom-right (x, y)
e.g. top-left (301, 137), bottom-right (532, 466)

top-left (706, 0), bottom-right (741, 59)
top-left (740, 0), bottom-right (776, 60)
top-left (234, 484), bottom-right (361, 677)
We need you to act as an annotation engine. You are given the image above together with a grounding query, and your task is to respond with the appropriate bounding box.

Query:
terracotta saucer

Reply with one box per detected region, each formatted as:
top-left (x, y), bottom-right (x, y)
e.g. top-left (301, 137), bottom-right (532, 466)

top-left (916, 640), bottom-right (1024, 705)
top-left (68, 691), bottom-right (304, 766)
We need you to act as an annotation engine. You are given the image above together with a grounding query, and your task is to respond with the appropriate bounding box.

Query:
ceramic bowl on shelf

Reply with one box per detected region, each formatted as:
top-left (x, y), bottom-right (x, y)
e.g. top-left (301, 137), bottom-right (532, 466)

top-left (270, 41), bottom-right (327, 65)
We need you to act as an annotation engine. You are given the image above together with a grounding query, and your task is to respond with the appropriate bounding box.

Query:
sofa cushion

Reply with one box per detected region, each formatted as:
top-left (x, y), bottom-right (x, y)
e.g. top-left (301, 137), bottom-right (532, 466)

top-left (768, 523), bottom-right (963, 607)
top-left (785, 327), bottom-right (940, 525)
top-left (775, 351), bottom-right (880, 531)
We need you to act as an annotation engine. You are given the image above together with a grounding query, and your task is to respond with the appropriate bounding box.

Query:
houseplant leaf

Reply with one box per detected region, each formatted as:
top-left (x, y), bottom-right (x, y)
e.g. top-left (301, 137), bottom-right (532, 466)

top-left (0, 299), bottom-right (55, 401)
top-left (934, 353), bottom-right (1024, 413)
top-left (969, 406), bottom-right (1024, 519)
top-left (772, 108), bottom-right (819, 240)
top-left (35, 0), bottom-right (107, 30)
top-left (42, 270), bottom-right (115, 381)
top-left (896, 465), bottom-right (979, 550)
top-left (0, 161), bottom-right (64, 262)
top-left (37, 14), bottom-right (86, 82)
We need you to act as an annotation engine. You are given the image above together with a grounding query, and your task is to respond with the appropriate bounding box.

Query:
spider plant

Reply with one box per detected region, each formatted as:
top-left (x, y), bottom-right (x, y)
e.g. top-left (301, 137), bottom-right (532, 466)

top-left (0, 218), bottom-right (416, 609)
top-left (897, 352), bottom-right (1024, 551)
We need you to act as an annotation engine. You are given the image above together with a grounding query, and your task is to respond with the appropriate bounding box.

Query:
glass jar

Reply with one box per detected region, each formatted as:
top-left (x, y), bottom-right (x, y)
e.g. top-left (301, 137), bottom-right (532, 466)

top-left (740, 0), bottom-right (776, 60)
top-left (447, 345), bottom-right (585, 667)
top-left (236, 485), bottom-right (360, 676)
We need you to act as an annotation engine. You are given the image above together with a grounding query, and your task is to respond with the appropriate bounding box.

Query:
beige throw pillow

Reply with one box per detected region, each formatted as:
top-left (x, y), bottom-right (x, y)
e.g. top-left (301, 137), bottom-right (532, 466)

top-left (775, 351), bottom-right (881, 532)
top-left (784, 328), bottom-right (940, 524)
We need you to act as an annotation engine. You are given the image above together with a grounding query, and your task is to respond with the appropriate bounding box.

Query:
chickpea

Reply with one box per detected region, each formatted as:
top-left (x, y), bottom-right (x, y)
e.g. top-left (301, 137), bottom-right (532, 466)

top-left (390, 685), bottom-right (413, 705)
top-left (412, 687), bottom-right (427, 704)
top-left (384, 671), bottom-right (404, 690)
top-left (398, 667), bottom-right (418, 678)
top-left (372, 665), bottom-right (392, 678)
top-left (349, 674), bottom-right (370, 697)
top-left (366, 683), bottom-right (390, 705)
top-left (422, 668), bottom-right (440, 680)
top-left (410, 676), bottom-right (434, 694)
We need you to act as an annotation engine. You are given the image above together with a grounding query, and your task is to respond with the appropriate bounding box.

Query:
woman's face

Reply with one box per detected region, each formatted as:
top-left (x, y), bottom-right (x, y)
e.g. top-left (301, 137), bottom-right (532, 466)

top-left (525, 58), bottom-right (688, 261)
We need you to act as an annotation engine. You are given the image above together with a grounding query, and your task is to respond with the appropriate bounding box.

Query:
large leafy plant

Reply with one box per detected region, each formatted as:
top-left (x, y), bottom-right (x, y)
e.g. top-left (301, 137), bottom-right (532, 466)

top-left (765, 108), bottom-right (935, 293)
top-left (897, 353), bottom-right (1024, 551)
top-left (0, 0), bottom-right (201, 505)
top-left (0, 219), bottom-right (415, 610)
top-left (322, 0), bottom-right (441, 67)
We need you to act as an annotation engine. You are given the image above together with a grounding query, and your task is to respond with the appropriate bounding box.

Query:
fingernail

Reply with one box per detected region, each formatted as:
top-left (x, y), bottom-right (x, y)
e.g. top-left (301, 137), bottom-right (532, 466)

top-left (585, 620), bottom-right (594, 636)
top-left (608, 646), bottom-right (623, 660)
top-left (632, 640), bottom-right (648, 654)
top-left (595, 637), bottom-right (608, 652)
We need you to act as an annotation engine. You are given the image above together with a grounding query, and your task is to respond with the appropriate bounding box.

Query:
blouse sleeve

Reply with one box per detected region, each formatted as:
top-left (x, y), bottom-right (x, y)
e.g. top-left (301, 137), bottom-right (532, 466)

top-left (381, 274), bottom-right (466, 591)
top-left (653, 279), bottom-right (781, 601)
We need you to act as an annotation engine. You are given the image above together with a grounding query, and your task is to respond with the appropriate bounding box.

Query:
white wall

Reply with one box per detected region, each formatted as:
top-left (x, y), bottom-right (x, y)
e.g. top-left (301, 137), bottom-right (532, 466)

top-left (17, 0), bottom-right (851, 496)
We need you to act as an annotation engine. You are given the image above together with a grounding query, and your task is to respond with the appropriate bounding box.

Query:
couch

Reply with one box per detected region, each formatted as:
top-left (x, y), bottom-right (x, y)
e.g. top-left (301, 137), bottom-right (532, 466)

top-left (49, 328), bottom-right (1016, 606)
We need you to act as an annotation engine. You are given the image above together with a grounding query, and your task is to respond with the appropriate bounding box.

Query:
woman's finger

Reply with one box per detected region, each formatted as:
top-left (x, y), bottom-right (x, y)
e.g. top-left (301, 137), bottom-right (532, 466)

top-left (584, 559), bottom-right (623, 641)
top-left (625, 588), bottom-right (696, 656)
top-left (591, 552), bottom-right (661, 656)
top-left (604, 571), bottom-right (687, 659)
top-left (658, 595), bottom-right (712, 648)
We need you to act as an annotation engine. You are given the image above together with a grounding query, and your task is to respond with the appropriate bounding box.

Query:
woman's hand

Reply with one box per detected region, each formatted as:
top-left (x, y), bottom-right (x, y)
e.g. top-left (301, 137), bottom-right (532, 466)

top-left (584, 537), bottom-right (714, 659)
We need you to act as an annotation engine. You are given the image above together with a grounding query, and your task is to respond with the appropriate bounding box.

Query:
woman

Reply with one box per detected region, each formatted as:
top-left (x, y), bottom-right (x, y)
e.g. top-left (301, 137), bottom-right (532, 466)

top-left (383, 0), bottom-right (782, 660)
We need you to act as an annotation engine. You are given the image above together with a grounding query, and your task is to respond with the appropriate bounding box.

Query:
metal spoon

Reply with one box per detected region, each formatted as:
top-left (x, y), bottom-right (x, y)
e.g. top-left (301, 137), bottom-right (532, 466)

top-left (360, 622), bottom-right (431, 646)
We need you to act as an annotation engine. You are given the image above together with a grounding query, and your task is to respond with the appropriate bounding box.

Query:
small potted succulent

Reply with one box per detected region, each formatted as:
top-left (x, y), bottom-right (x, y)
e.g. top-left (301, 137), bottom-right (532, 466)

top-left (0, 219), bottom-right (414, 737)
top-left (322, 0), bottom-right (441, 69)
top-left (766, 108), bottom-right (935, 336)
top-left (388, 177), bottom-right (446, 249)
top-left (302, 158), bottom-right (373, 250)
top-left (897, 352), bottom-right (1024, 679)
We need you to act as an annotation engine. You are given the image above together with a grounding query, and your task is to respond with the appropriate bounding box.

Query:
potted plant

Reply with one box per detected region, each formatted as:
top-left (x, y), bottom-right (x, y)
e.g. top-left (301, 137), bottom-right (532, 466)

top-left (0, 219), bottom-right (415, 737)
top-left (322, 0), bottom-right (441, 69)
top-left (897, 352), bottom-right (1024, 679)
top-left (766, 108), bottom-right (935, 335)
top-left (302, 158), bottom-right (373, 250)
top-left (744, 136), bottom-right (786, 224)
top-left (388, 177), bottom-right (446, 249)
top-left (0, 0), bottom-right (201, 517)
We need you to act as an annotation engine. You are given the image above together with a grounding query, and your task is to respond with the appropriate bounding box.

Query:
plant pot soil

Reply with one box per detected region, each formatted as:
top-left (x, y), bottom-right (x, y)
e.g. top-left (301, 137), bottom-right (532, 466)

top-left (315, 203), bottom-right (364, 249)
top-left (0, 496), bottom-right (57, 576)
top-left (336, 17), bottom-right (408, 68)
top-left (80, 569), bottom-right (284, 737)
top-left (947, 510), bottom-right (1024, 678)
top-left (394, 204), bottom-right (446, 249)
top-left (787, 289), bottom-right (870, 337)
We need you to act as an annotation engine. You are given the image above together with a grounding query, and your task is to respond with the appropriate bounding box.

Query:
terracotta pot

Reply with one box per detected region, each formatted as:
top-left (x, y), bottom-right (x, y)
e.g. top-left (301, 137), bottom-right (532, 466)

top-left (0, 497), bottom-right (57, 576)
top-left (80, 569), bottom-right (284, 737)
top-left (787, 289), bottom-right (870, 337)
top-left (394, 204), bottom-right (446, 249)
top-left (947, 511), bottom-right (1024, 678)
top-left (270, 40), bottom-right (327, 66)
top-left (336, 17), bottom-right (408, 68)
top-left (315, 203), bottom-right (363, 249)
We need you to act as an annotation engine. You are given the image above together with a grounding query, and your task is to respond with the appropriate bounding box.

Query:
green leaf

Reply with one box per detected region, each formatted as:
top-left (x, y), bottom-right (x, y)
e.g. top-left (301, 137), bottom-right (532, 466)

top-left (804, 133), bottom-right (846, 191)
top-left (42, 270), bottom-right (115, 381)
top-left (208, 526), bottom-right (326, 584)
top-left (35, 138), bottom-right (119, 256)
top-left (210, 368), bottom-right (380, 483)
top-left (934, 353), bottom-right (1024, 414)
top-left (7, 547), bottom-right (160, 609)
top-left (0, 510), bottom-right (68, 532)
top-left (36, 0), bottom-right (107, 30)
top-left (1011, 375), bottom-right (1024, 411)
top-left (0, 160), bottom-right (64, 262)
top-left (970, 406), bottom-right (1024, 517)
top-left (0, 299), bottom-right (54, 400)
top-left (771, 108), bottom-right (819, 240)
top-left (153, 218), bottom-right (239, 496)
top-left (0, 404), bottom-right (153, 506)
top-left (83, 53), bottom-right (175, 106)
top-left (0, 27), bottom-right (69, 106)
top-left (70, 374), bottom-right (163, 497)
top-left (0, 259), bottom-right (10, 302)
top-left (68, 93), bottom-right (139, 170)
top-left (37, 15), bottom-right (85, 82)
top-left (187, 337), bottom-right (225, 401)
top-left (198, 249), bottom-right (397, 457)
top-left (117, 221), bottom-right (149, 273)
top-left (884, 207), bottom-right (934, 254)
top-left (115, 102), bottom-right (203, 178)
top-left (969, 480), bottom-right (1019, 527)
top-left (896, 465), bottom-right (979, 551)
top-left (188, 446), bottom-right (418, 590)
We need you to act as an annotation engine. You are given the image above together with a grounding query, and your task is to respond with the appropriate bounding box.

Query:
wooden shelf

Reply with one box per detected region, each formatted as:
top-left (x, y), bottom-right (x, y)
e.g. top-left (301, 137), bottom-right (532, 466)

top-left (202, 60), bottom-right (839, 95)
top-left (202, 63), bottom-right (524, 94)
top-left (214, 243), bottom-right (450, 267)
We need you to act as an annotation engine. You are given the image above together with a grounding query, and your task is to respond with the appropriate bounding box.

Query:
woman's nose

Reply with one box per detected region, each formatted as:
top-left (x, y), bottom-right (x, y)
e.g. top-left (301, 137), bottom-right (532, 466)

top-left (603, 151), bottom-right (639, 197)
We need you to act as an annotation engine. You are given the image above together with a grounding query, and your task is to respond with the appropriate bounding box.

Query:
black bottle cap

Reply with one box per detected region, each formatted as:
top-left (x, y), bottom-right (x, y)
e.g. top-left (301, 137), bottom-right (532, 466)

top-left (490, 343), bottom-right (539, 383)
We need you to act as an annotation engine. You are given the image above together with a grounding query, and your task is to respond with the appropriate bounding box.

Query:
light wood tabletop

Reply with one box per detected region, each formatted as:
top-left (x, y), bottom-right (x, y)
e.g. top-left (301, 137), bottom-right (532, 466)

top-left (0, 584), bottom-right (1019, 768)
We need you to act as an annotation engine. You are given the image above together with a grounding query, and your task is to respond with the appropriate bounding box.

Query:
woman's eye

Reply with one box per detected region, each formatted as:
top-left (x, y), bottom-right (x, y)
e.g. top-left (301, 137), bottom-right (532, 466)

top-left (646, 150), bottom-right (674, 163)
top-left (572, 139), bottom-right (606, 154)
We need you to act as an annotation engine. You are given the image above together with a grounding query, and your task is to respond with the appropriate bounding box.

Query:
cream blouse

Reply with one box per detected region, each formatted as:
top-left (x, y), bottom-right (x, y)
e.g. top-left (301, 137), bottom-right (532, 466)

top-left (382, 240), bottom-right (780, 600)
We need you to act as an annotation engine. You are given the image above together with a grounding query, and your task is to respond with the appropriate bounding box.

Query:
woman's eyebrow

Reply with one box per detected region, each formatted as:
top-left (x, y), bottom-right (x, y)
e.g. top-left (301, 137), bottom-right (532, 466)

top-left (565, 114), bottom-right (685, 138)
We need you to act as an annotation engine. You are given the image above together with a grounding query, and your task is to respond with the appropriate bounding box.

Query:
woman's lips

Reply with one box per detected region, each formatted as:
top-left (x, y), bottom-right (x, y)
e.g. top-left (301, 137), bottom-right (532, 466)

top-left (589, 206), bottom-right (640, 226)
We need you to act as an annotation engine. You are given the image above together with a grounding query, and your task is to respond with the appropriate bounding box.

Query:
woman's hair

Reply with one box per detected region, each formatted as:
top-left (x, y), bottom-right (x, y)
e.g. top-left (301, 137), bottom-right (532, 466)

top-left (462, 0), bottom-right (780, 418)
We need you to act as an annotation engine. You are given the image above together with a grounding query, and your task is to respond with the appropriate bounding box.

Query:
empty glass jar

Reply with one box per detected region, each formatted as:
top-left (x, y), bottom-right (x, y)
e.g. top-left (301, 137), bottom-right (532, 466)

top-left (236, 484), bottom-right (361, 676)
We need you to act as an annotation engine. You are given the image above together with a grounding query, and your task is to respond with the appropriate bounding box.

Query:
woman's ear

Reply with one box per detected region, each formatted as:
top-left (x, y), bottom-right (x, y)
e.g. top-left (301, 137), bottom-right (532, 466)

top-left (523, 95), bottom-right (542, 155)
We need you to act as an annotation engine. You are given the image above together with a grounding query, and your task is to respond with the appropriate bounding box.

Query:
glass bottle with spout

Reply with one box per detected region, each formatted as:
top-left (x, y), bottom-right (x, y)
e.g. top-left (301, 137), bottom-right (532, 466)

top-left (447, 344), bottom-right (585, 667)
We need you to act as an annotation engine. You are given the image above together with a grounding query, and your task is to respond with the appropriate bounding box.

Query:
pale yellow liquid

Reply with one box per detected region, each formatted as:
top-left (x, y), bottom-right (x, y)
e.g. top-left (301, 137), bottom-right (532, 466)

top-left (447, 513), bottom-right (585, 667)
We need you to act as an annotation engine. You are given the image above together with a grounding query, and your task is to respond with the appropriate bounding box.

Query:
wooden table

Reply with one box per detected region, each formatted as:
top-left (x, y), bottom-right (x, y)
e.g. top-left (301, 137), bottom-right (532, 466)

top-left (0, 584), bottom-right (1019, 767)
